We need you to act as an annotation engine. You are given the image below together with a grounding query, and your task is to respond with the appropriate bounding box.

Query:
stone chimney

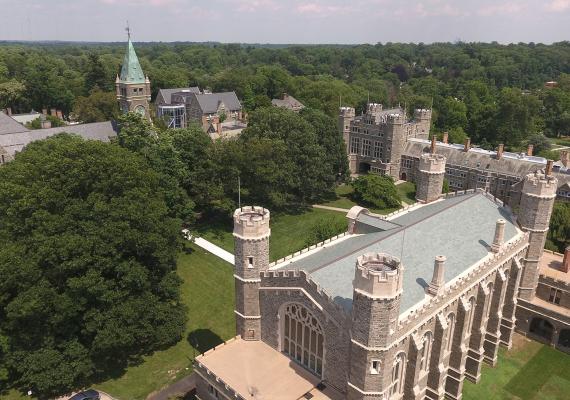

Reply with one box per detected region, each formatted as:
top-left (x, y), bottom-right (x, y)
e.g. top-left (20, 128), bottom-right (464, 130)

top-left (42, 108), bottom-right (47, 116)
top-left (527, 144), bottom-right (534, 157)
top-left (491, 219), bottom-right (506, 253)
top-left (50, 108), bottom-right (57, 117)
top-left (431, 135), bottom-right (436, 154)
top-left (6, 107), bottom-right (12, 116)
top-left (442, 132), bottom-right (449, 144)
top-left (56, 110), bottom-right (63, 120)
top-left (562, 247), bottom-right (570, 273)
top-left (427, 255), bottom-right (446, 296)
top-left (497, 144), bottom-right (504, 160)
top-left (464, 137), bottom-right (471, 152)
top-left (560, 150), bottom-right (569, 167)
top-left (546, 159), bottom-right (554, 176)
top-left (41, 119), bottom-right (52, 129)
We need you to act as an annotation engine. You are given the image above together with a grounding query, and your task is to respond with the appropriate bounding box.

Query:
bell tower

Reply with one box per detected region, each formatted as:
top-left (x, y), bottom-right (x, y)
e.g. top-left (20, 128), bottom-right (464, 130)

top-left (116, 25), bottom-right (151, 120)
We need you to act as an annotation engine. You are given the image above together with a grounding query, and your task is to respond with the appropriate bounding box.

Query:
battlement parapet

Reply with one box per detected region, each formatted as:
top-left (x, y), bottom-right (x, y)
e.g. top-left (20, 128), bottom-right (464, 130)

top-left (387, 113), bottom-right (405, 124)
top-left (260, 268), bottom-right (349, 318)
top-left (339, 106), bottom-right (356, 117)
top-left (414, 108), bottom-right (432, 120)
top-left (233, 206), bottom-right (270, 239)
top-left (367, 103), bottom-right (383, 115)
top-left (522, 172), bottom-right (558, 198)
top-left (396, 231), bottom-right (529, 337)
top-left (354, 252), bottom-right (403, 298)
top-left (419, 153), bottom-right (446, 173)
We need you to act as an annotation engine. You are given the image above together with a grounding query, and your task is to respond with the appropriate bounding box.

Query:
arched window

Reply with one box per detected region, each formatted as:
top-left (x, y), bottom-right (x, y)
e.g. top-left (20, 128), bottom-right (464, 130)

top-left (419, 332), bottom-right (432, 371)
top-left (446, 313), bottom-right (456, 352)
top-left (390, 353), bottom-right (406, 397)
top-left (282, 304), bottom-right (324, 376)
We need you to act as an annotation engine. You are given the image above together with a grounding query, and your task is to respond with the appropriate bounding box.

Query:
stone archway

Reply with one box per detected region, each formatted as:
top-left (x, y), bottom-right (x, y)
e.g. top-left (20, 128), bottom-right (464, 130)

top-left (401, 172), bottom-right (407, 181)
top-left (358, 162), bottom-right (371, 174)
top-left (529, 317), bottom-right (554, 343)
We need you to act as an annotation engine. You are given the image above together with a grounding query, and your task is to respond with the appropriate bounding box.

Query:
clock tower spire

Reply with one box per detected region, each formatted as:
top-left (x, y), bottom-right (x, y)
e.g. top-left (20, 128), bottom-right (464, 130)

top-left (116, 24), bottom-right (151, 120)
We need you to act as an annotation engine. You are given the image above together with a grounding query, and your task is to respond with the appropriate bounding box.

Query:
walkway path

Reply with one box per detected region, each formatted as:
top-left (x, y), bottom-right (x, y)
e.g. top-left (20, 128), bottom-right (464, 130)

top-left (146, 373), bottom-right (197, 400)
top-left (312, 204), bottom-right (351, 213)
top-left (192, 237), bottom-right (234, 264)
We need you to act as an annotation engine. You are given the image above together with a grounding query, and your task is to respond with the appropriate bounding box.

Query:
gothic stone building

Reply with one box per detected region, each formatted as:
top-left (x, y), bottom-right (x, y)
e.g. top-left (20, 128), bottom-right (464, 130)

top-left (194, 157), bottom-right (569, 399)
top-left (340, 103), bottom-right (570, 206)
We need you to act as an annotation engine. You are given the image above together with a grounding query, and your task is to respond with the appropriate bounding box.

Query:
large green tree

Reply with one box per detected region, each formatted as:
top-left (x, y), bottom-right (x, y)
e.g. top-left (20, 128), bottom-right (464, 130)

top-left (0, 135), bottom-right (186, 397)
top-left (352, 174), bottom-right (402, 210)
top-left (72, 89), bottom-right (119, 123)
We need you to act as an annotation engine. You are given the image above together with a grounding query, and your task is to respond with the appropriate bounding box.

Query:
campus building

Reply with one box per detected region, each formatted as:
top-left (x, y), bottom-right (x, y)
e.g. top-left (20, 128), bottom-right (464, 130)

top-left (339, 103), bottom-right (570, 205)
top-left (194, 153), bottom-right (569, 399)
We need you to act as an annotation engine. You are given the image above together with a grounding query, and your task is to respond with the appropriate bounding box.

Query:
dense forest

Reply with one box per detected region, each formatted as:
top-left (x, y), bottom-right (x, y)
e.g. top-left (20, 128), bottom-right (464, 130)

top-left (2, 41), bottom-right (570, 150)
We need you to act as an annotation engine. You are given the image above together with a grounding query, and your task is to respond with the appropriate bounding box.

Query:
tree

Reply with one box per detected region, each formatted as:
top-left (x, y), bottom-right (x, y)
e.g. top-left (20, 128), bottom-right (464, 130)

top-left (85, 53), bottom-right (108, 91)
top-left (527, 134), bottom-right (552, 155)
top-left (304, 217), bottom-right (346, 248)
top-left (25, 115), bottom-right (66, 130)
top-left (72, 89), bottom-right (119, 123)
top-left (352, 174), bottom-right (402, 210)
top-left (547, 202), bottom-right (570, 252)
top-left (0, 79), bottom-right (25, 110)
top-left (0, 135), bottom-right (186, 397)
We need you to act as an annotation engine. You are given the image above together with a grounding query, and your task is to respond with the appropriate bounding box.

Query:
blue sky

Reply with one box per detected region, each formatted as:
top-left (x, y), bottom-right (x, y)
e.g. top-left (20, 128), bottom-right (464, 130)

top-left (0, 0), bottom-right (569, 44)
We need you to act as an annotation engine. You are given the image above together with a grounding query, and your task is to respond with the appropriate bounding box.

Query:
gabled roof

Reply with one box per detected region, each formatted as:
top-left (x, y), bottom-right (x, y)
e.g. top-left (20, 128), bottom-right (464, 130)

top-left (119, 39), bottom-right (146, 84)
top-left (0, 121), bottom-right (118, 156)
top-left (272, 94), bottom-right (305, 110)
top-left (156, 87), bottom-right (201, 105)
top-left (403, 139), bottom-right (546, 177)
top-left (193, 92), bottom-right (242, 114)
top-left (0, 111), bottom-right (29, 135)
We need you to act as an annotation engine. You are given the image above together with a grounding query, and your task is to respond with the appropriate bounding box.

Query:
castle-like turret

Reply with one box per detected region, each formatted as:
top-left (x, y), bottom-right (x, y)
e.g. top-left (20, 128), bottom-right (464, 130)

top-left (518, 164), bottom-right (557, 301)
top-left (416, 142), bottom-right (446, 203)
top-left (348, 253), bottom-right (404, 399)
top-left (339, 106), bottom-right (356, 152)
top-left (233, 206), bottom-right (270, 340)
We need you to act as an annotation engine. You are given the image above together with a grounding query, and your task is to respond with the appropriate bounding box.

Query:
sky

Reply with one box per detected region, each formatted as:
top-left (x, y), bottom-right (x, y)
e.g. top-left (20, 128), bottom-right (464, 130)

top-left (0, 0), bottom-right (569, 44)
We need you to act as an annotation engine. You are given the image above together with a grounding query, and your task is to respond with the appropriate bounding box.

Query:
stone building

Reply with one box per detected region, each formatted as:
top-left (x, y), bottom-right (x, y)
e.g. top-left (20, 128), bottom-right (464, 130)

top-left (155, 87), bottom-right (201, 128)
top-left (194, 162), bottom-right (569, 399)
top-left (272, 93), bottom-right (305, 112)
top-left (115, 33), bottom-right (151, 119)
top-left (339, 104), bottom-right (431, 177)
top-left (340, 103), bottom-right (570, 205)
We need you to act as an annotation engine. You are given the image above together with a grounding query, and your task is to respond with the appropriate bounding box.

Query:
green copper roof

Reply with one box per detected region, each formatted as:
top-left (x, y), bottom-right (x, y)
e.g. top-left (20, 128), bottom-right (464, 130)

top-left (119, 39), bottom-right (146, 84)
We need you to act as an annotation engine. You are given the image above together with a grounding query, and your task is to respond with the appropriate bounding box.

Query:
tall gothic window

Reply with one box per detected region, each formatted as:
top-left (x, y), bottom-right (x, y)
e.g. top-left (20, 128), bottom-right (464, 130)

top-left (282, 304), bottom-right (324, 376)
top-left (419, 332), bottom-right (432, 371)
top-left (350, 137), bottom-right (361, 154)
top-left (446, 313), bottom-right (456, 352)
top-left (467, 296), bottom-right (477, 334)
top-left (390, 353), bottom-right (406, 397)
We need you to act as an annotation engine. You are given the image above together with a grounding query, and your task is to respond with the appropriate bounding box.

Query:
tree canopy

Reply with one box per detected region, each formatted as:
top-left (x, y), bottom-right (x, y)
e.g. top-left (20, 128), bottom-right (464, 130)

top-left (352, 174), bottom-right (402, 210)
top-left (0, 134), bottom-right (186, 397)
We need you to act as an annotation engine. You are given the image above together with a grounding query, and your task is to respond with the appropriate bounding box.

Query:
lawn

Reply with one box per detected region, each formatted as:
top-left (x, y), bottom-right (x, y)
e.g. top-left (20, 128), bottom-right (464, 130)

top-left (194, 207), bottom-right (347, 261)
top-left (320, 182), bottom-right (417, 211)
top-left (462, 334), bottom-right (570, 400)
top-left (92, 243), bottom-right (235, 400)
top-left (550, 137), bottom-right (570, 147)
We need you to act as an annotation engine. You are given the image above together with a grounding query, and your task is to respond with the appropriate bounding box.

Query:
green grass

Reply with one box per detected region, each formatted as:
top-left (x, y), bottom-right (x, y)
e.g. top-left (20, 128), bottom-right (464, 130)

top-left (93, 244), bottom-right (235, 400)
top-left (550, 137), bottom-right (570, 147)
top-left (195, 208), bottom-right (347, 261)
top-left (462, 335), bottom-right (570, 400)
top-left (320, 182), bottom-right (417, 210)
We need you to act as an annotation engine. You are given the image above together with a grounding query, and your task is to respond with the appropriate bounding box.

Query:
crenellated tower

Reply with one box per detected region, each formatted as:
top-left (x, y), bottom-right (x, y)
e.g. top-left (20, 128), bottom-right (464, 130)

top-left (348, 252), bottom-right (404, 400)
top-left (413, 108), bottom-right (432, 140)
top-left (233, 206), bottom-right (271, 340)
top-left (116, 28), bottom-right (151, 120)
top-left (385, 112), bottom-right (406, 178)
top-left (339, 106), bottom-right (356, 152)
top-left (518, 165), bottom-right (557, 301)
top-left (416, 139), bottom-right (446, 203)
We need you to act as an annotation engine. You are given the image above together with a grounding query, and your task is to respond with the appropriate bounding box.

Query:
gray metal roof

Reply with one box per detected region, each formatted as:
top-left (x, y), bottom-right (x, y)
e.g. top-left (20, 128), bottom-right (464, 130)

top-left (193, 92), bottom-right (242, 114)
top-left (0, 112), bottom-right (29, 135)
top-left (0, 121), bottom-right (118, 156)
top-left (272, 94), bottom-right (305, 110)
top-left (157, 87), bottom-right (200, 105)
top-left (277, 193), bottom-right (519, 314)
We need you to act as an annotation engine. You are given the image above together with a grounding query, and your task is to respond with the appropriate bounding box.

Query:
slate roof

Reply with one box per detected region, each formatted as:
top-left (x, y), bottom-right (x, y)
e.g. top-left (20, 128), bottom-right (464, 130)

top-left (403, 138), bottom-right (546, 177)
top-left (0, 120), bottom-right (118, 156)
top-left (193, 92), bottom-right (242, 114)
top-left (276, 192), bottom-right (519, 314)
top-left (157, 87), bottom-right (201, 105)
top-left (119, 39), bottom-right (146, 84)
top-left (0, 111), bottom-right (29, 135)
top-left (272, 94), bottom-right (305, 111)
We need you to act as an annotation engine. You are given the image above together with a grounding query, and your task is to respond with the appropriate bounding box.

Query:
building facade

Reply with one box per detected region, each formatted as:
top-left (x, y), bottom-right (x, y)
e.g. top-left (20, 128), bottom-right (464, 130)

top-left (115, 35), bottom-right (151, 119)
top-left (194, 161), bottom-right (569, 400)
top-left (340, 103), bottom-right (570, 206)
